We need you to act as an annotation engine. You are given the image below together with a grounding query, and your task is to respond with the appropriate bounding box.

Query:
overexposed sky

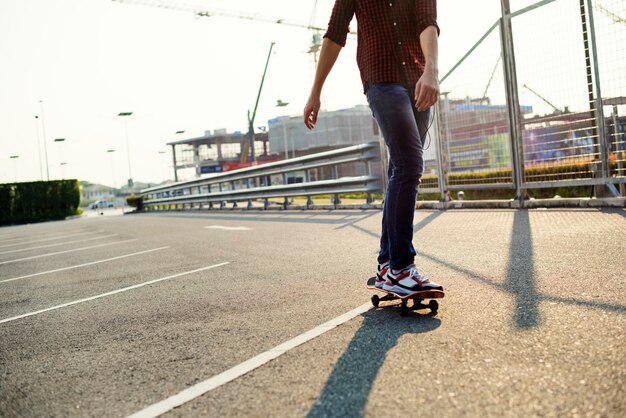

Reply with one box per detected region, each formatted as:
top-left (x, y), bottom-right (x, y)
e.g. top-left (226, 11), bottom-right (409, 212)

top-left (2, 0), bottom-right (602, 187)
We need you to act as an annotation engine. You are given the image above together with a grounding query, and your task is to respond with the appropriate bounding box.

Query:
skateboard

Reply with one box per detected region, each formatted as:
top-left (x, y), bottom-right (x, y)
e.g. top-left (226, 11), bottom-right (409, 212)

top-left (367, 276), bottom-right (444, 316)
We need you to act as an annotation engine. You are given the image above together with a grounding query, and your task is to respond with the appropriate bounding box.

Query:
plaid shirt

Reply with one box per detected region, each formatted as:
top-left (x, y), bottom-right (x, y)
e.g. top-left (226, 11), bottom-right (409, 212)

top-left (324, 0), bottom-right (439, 92)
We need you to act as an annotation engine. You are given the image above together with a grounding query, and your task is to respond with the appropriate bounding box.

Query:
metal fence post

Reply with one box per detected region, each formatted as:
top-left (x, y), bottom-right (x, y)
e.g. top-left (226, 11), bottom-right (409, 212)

top-left (434, 100), bottom-right (449, 202)
top-left (582, 0), bottom-right (610, 184)
top-left (500, 0), bottom-right (526, 201)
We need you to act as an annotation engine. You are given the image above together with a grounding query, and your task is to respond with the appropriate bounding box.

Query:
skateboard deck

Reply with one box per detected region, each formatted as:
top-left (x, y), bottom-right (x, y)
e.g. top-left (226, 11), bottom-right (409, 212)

top-left (367, 276), bottom-right (444, 316)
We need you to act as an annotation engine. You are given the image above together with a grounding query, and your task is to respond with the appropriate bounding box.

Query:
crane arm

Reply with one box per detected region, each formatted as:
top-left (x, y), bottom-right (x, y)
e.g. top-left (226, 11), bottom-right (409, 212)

top-left (111, 0), bottom-right (357, 36)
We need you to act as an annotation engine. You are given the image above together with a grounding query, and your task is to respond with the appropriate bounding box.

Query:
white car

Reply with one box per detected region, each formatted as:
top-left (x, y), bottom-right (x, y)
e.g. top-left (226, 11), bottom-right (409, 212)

top-left (90, 200), bottom-right (114, 209)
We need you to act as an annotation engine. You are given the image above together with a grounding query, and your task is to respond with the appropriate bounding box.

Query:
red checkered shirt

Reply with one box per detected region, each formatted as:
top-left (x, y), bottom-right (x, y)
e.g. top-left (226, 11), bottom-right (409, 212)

top-left (324, 0), bottom-right (439, 93)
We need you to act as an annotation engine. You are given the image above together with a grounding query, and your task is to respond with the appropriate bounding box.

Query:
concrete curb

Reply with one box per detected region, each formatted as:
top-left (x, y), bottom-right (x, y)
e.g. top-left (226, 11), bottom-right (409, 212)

top-left (416, 197), bottom-right (626, 209)
top-left (139, 198), bottom-right (625, 213)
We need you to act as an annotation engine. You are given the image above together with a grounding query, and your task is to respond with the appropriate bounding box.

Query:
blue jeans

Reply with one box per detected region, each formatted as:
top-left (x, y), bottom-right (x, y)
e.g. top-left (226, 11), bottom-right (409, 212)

top-left (366, 82), bottom-right (430, 271)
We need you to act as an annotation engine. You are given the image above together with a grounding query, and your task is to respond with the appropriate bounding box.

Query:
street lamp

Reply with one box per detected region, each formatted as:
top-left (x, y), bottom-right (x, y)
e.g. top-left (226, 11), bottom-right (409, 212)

top-left (118, 112), bottom-right (133, 188)
top-left (54, 138), bottom-right (66, 179)
top-left (60, 162), bottom-right (68, 179)
top-left (9, 155), bottom-right (19, 182)
top-left (34, 115), bottom-right (43, 180)
top-left (107, 149), bottom-right (116, 188)
top-left (158, 150), bottom-right (167, 182)
top-left (39, 100), bottom-right (50, 180)
top-left (276, 99), bottom-right (291, 160)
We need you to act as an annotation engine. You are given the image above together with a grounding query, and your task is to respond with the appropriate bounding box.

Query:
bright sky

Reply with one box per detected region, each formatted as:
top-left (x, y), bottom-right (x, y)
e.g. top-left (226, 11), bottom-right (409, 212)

top-left (0, 0), bottom-right (523, 187)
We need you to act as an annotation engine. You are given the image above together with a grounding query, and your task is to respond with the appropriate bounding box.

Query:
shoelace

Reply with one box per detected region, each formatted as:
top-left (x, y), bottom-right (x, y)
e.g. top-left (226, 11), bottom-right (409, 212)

top-left (408, 267), bottom-right (430, 284)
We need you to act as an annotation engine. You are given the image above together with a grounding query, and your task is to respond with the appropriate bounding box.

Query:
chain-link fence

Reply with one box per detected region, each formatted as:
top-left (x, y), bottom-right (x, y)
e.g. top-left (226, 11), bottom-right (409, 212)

top-left (431, 0), bottom-right (626, 199)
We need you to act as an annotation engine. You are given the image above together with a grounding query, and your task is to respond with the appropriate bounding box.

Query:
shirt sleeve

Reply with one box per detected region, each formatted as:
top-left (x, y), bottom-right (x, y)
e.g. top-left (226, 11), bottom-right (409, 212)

top-left (416, 0), bottom-right (440, 36)
top-left (323, 0), bottom-right (355, 47)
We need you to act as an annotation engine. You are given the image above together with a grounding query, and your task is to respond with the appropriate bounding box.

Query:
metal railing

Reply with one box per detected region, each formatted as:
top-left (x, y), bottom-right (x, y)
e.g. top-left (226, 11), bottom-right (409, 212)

top-left (141, 142), bottom-right (382, 210)
top-left (426, 0), bottom-right (626, 200)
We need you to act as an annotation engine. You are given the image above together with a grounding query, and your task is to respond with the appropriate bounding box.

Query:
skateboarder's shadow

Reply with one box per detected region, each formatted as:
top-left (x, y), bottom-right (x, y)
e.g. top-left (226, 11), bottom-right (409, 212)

top-left (307, 309), bottom-right (440, 418)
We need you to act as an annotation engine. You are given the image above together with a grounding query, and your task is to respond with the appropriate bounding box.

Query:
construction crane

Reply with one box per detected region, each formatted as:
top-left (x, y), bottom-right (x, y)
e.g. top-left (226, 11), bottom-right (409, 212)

top-left (594, 1), bottom-right (626, 25)
top-left (111, 0), bottom-right (356, 41)
top-left (111, 0), bottom-right (357, 162)
top-left (523, 84), bottom-right (562, 115)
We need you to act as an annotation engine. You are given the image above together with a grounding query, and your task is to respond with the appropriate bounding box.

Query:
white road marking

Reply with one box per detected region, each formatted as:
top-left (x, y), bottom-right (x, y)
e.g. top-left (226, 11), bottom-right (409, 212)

top-left (0, 230), bottom-right (105, 249)
top-left (205, 226), bottom-right (251, 231)
top-left (0, 262), bottom-right (230, 324)
top-left (0, 234), bottom-right (119, 255)
top-left (0, 239), bottom-right (139, 265)
top-left (126, 303), bottom-right (372, 418)
top-left (0, 247), bottom-right (170, 284)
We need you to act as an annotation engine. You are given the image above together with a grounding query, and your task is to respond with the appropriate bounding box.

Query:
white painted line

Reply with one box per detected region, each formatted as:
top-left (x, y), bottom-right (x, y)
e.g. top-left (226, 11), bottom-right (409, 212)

top-left (205, 226), bottom-right (251, 231)
top-left (127, 302), bottom-right (372, 418)
top-left (0, 262), bottom-right (230, 324)
top-left (0, 239), bottom-right (139, 265)
top-left (0, 234), bottom-right (119, 255)
top-left (0, 230), bottom-right (105, 249)
top-left (1, 247), bottom-right (170, 284)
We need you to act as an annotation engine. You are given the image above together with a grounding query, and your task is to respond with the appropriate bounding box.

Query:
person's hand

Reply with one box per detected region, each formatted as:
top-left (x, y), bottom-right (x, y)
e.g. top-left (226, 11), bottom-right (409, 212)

top-left (303, 94), bottom-right (321, 130)
top-left (414, 69), bottom-right (439, 112)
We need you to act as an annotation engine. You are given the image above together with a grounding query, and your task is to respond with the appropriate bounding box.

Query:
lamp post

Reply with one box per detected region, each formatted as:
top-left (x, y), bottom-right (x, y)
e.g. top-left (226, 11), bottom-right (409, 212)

top-left (10, 155), bottom-right (19, 182)
top-left (107, 149), bottom-right (116, 188)
top-left (276, 99), bottom-right (290, 160)
top-left (158, 150), bottom-right (167, 182)
top-left (118, 112), bottom-right (133, 188)
top-left (54, 138), bottom-right (66, 179)
top-left (60, 162), bottom-right (68, 179)
top-left (39, 100), bottom-right (50, 180)
top-left (172, 130), bottom-right (185, 182)
top-left (34, 116), bottom-right (44, 180)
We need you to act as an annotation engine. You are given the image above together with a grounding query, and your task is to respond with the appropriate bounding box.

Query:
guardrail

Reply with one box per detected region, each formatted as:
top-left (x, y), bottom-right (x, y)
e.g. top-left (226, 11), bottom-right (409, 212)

top-left (141, 142), bottom-right (382, 210)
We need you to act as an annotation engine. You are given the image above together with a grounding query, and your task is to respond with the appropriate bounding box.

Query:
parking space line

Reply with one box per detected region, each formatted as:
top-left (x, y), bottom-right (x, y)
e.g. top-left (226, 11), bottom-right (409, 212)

top-left (205, 226), bottom-right (251, 231)
top-left (0, 234), bottom-right (119, 255)
top-left (0, 239), bottom-right (139, 265)
top-left (0, 262), bottom-right (230, 324)
top-left (126, 302), bottom-right (372, 418)
top-left (0, 247), bottom-right (170, 284)
top-left (0, 230), bottom-right (106, 249)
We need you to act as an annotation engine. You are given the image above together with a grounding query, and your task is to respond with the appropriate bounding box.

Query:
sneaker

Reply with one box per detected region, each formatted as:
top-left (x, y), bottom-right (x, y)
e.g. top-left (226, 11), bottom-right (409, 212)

top-left (383, 265), bottom-right (443, 295)
top-left (375, 262), bottom-right (390, 289)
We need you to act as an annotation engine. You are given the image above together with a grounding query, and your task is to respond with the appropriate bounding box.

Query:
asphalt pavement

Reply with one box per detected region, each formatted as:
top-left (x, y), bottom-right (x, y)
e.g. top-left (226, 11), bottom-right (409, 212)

top-left (0, 207), bottom-right (624, 417)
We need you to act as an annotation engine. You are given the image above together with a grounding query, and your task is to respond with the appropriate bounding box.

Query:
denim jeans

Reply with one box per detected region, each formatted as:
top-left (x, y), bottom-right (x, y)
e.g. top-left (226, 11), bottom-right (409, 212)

top-left (366, 82), bottom-right (430, 271)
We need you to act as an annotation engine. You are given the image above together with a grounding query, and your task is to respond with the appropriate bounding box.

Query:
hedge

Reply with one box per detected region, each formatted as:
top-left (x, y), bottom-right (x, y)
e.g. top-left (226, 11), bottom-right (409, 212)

top-left (0, 180), bottom-right (81, 225)
top-left (418, 161), bottom-right (616, 200)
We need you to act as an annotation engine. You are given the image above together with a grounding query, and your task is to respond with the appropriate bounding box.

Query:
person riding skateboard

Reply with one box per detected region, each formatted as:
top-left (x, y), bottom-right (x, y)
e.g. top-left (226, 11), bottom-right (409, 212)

top-left (303, 0), bottom-right (444, 296)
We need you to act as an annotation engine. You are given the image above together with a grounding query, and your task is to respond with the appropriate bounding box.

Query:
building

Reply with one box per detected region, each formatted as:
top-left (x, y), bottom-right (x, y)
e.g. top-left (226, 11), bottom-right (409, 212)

top-left (167, 130), bottom-right (274, 182)
top-left (167, 106), bottom-right (386, 183)
top-left (268, 105), bottom-right (383, 180)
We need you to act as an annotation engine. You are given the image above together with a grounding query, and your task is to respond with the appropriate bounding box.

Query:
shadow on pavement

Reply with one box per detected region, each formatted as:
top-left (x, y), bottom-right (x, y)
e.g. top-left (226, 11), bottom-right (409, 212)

top-left (137, 210), bottom-right (380, 226)
top-left (347, 209), bottom-right (444, 241)
top-left (600, 207), bottom-right (626, 219)
top-left (413, 210), bottom-right (445, 235)
top-left (505, 209), bottom-right (539, 329)
top-left (307, 309), bottom-right (441, 418)
top-left (415, 209), bottom-right (626, 323)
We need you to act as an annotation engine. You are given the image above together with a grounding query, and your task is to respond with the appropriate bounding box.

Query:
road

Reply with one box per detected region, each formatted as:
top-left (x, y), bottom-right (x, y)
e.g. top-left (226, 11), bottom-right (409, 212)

top-left (1, 207), bottom-right (625, 417)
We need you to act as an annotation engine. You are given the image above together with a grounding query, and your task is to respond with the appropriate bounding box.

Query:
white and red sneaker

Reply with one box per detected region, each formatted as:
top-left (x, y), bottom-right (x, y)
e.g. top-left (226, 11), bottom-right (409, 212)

top-left (375, 262), bottom-right (390, 289)
top-left (383, 265), bottom-right (443, 295)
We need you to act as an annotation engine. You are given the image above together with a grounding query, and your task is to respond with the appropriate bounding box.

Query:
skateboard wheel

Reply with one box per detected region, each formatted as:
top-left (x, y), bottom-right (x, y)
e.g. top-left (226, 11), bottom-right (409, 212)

top-left (429, 300), bottom-right (439, 312)
top-left (371, 295), bottom-right (380, 308)
top-left (400, 300), bottom-right (409, 316)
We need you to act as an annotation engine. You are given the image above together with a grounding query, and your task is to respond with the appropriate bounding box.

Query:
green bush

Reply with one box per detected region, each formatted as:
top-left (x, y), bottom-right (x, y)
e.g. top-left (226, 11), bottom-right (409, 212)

top-left (0, 180), bottom-right (81, 225)
top-left (416, 161), bottom-right (608, 200)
